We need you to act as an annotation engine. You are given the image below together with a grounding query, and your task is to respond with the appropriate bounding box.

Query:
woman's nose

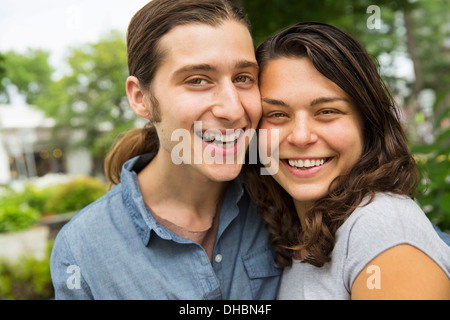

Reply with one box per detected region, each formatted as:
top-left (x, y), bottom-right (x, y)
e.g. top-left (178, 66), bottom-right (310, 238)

top-left (286, 113), bottom-right (318, 147)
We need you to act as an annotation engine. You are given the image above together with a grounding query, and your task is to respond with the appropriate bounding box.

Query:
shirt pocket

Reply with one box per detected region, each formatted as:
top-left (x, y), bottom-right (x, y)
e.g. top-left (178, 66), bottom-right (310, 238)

top-left (242, 245), bottom-right (281, 299)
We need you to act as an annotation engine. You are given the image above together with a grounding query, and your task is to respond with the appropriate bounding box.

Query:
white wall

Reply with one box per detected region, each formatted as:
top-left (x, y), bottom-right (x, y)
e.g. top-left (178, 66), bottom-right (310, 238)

top-left (0, 134), bottom-right (11, 185)
top-left (65, 130), bottom-right (92, 176)
top-left (66, 148), bottom-right (92, 176)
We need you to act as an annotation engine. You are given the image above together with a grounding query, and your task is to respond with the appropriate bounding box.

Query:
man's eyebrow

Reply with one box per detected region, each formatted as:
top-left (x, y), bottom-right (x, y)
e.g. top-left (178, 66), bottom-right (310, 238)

top-left (173, 60), bottom-right (258, 78)
top-left (173, 64), bottom-right (217, 77)
top-left (235, 60), bottom-right (259, 70)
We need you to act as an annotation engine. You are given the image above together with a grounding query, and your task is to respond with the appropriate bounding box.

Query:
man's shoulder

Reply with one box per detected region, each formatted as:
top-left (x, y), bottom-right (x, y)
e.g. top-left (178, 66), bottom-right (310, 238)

top-left (57, 185), bottom-right (124, 241)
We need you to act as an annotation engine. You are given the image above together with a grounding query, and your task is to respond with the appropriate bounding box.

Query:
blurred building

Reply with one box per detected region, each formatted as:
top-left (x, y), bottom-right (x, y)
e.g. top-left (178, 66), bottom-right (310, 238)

top-left (0, 104), bottom-right (92, 185)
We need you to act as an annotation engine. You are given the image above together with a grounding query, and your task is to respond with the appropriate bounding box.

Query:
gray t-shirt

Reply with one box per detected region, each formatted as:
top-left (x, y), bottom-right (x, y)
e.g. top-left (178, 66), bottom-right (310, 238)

top-left (277, 193), bottom-right (450, 300)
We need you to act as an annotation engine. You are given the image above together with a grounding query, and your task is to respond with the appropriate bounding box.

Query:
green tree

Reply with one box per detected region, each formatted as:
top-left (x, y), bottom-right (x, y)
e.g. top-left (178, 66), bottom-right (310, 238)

top-left (33, 30), bottom-right (137, 157)
top-left (401, 0), bottom-right (450, 140)
top-left (234, 0), bottom-right (413, 98)
top-left (0, 53), bottom-right (7, 100)
top-left (235, 0), bottom-right (450, 230)
top-left (235, 0), bottom-right (409, 46)
top-left (0, 49), bottom-right (53, 105)
top-left (236, 0), bottom-right (449, 140)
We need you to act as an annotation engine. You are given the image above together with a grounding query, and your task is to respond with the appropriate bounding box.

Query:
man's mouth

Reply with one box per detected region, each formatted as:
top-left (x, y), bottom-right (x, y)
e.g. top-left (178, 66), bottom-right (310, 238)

top-left (196, 129), bottom-right (244, 149)
top-left (287, 158), bottom-right (332, 170)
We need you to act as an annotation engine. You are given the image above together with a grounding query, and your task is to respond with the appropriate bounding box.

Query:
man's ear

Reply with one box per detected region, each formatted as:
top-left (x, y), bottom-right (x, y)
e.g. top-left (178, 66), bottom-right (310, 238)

top-left (126, 76), bottom-right (151, 119)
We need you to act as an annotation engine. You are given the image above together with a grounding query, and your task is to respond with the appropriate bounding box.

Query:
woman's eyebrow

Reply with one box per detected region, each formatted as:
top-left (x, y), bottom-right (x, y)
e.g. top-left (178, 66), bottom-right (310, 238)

top-left (310, 97), bottom-right (349, 106)
top-left (262, 96), bottom-right (349, 108)
top-left (262, 97), bottom-right (288, 107)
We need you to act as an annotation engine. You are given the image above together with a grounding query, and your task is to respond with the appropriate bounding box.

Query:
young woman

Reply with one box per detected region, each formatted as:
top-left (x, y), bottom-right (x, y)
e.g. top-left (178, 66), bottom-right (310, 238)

top-left (245, 22), bottom-right (450, 299)
top-left (50, 0), bottom-right (280, 299)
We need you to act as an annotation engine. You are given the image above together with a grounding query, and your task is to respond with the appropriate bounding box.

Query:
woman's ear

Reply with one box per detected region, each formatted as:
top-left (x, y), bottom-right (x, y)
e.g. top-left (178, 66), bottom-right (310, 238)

top-left (126, 76), bottom-right (151, 119)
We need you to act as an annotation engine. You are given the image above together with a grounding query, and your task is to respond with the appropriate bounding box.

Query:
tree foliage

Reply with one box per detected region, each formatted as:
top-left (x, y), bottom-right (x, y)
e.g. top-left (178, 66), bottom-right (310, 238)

top-left (0, 49), bottom-right (53, 105)
top-left (234, 0), bottom-right (450, 231)
top-left (33, 30), bottom-right (136, 156)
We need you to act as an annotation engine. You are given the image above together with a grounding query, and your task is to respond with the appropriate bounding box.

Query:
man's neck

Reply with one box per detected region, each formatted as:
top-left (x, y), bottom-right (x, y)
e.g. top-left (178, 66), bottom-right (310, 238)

top-left (137, 150), bottom-right (228, 231)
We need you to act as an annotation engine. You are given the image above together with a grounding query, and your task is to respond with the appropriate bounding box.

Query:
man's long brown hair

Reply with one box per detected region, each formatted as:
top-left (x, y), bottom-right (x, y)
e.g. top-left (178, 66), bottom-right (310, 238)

top-left (105, 0), bottom-right (251, 185)
top-left (244, 22), bottom-right (419, 268)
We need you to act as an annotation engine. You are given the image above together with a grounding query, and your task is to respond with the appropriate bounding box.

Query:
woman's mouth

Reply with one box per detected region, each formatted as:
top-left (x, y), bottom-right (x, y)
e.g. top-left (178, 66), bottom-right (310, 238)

top-left (286, 157), bottom-right (332, 170)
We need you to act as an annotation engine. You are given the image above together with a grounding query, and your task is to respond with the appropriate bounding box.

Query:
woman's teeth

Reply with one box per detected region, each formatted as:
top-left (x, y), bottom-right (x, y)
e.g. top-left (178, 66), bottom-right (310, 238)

top-left (288, 158), bottom-right (327, 170)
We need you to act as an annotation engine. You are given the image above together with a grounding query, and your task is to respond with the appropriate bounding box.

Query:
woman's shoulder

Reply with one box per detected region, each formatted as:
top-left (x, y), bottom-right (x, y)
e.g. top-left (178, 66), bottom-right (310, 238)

top-left (336, 191), bottom-right (449, 264)
top-left (343, 192), bottom-right (427, 232)
top-left (338, 192), bottom-right (442, 246)
top-left (336, 192), bottom-right (450, 287)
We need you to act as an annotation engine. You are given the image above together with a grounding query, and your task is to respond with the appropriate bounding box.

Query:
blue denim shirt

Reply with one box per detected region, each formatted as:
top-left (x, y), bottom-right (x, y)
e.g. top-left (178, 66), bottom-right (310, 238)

top-left (50, 153), bottom-right (281, 299)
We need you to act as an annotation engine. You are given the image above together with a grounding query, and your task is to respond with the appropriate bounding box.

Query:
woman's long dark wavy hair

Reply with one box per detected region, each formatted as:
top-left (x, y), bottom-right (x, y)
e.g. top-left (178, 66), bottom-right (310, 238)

top-left (243, 22), bottom-right (419, 268)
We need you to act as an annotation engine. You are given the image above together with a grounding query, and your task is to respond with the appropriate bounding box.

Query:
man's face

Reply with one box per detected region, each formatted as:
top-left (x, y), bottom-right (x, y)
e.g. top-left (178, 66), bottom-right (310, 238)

top-left (149, 20), bottom-right (262, 182)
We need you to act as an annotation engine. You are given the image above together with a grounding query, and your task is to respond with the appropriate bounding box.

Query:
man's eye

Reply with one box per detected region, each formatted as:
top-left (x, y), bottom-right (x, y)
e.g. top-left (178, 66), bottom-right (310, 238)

top-left (234, 75), bottom-right (253, 83)
top-left (187, 78), bottom-right (207, 85)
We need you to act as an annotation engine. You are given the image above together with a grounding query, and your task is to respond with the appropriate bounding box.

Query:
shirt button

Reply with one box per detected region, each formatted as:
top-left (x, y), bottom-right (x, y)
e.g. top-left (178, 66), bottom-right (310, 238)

top-left (214, 254), bottom-right (223, 263)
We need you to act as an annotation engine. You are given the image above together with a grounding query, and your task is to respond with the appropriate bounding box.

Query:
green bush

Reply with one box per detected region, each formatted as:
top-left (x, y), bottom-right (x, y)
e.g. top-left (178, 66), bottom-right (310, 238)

top-left (411, 93), bottom-right (450, 232)
top-left (0, 176), bottom-right (107, 233)
top-left (19, 184), bottom-right (52, 215)
top-left (0, 189), bottom-right (40, 233)
top-left (0, 241), bottom-right (54, 300)
top-left (414, 152), bottom-right (450, 232)
top-left (43, 176), bottom-right (108, 215)
top-left (0, 177), bottom-right (107, 299)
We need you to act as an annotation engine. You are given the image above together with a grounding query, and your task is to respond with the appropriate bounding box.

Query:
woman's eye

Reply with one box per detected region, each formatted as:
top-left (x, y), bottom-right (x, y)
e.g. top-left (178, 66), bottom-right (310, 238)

top-left (267, 112), bottom-right (287, 118)
top-left (319, 109), bottom-right (338, 116)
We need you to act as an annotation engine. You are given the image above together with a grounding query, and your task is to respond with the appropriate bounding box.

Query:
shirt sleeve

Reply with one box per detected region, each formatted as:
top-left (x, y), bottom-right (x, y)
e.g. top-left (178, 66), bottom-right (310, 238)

top-left (342, 194), bottom-right (450, 292)
top-left (50, 230), bottom-right (93, 300)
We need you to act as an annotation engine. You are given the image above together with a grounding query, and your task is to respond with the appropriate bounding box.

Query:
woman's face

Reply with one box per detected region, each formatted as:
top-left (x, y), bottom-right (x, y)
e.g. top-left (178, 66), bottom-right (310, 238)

top-left (259, 57), bottom-right (364, 209)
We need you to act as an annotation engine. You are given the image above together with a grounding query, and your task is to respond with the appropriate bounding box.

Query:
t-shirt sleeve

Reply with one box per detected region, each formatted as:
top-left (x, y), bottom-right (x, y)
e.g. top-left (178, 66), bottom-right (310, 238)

top-left (342, 194), bottom-right (450, 292)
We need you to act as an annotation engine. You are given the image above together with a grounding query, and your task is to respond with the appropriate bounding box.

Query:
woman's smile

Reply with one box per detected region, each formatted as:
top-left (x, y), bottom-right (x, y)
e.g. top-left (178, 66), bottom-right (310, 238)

top-left (281, 157), bottom-right (333, 178)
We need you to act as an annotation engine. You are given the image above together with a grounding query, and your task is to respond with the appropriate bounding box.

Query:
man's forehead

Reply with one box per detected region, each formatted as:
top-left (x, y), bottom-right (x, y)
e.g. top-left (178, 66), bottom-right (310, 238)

top-left (157, 21), bottom-right (257, 75)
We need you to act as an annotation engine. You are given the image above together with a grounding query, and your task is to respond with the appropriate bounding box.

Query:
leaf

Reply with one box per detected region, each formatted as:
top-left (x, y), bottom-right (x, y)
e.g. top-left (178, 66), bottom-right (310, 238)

top-left (438, 192), bottom-right (450, 214)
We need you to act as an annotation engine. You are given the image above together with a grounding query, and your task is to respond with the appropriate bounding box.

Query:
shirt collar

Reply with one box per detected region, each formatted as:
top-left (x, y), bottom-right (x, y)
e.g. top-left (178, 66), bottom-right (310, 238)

top-left (121, 153), bottom-right (245, 246)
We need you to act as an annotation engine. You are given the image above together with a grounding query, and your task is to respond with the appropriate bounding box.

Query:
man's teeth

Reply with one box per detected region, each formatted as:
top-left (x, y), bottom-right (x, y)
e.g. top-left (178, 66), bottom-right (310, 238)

top-left (201, 130), bottom-right (242, 144)
top-left (288, 159), bottom-right (326, 169)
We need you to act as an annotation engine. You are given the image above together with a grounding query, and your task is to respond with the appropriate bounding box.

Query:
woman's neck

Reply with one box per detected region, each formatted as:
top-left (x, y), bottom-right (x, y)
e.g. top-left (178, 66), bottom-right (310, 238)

top-left (293, 200), bottom-right (313, 230)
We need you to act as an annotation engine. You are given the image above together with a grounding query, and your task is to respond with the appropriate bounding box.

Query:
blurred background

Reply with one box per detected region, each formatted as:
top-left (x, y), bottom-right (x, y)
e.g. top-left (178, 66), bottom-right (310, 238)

top-left (0, 0), bottom-right (449, 299)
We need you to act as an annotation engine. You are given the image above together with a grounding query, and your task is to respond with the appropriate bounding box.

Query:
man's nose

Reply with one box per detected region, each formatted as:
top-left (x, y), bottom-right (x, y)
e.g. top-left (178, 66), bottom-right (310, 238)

top-left (210, 81), bottom-right (245, 123)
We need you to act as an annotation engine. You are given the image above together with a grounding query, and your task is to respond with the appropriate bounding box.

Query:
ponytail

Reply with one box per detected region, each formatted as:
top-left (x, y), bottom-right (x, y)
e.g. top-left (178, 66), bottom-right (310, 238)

top-left (104, 122), bottom-right (159, 186)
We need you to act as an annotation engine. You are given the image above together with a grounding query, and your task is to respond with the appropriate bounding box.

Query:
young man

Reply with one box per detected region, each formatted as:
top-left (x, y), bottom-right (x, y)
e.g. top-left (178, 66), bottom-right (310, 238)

top-left (50, 0), bottom-right (280, 299)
